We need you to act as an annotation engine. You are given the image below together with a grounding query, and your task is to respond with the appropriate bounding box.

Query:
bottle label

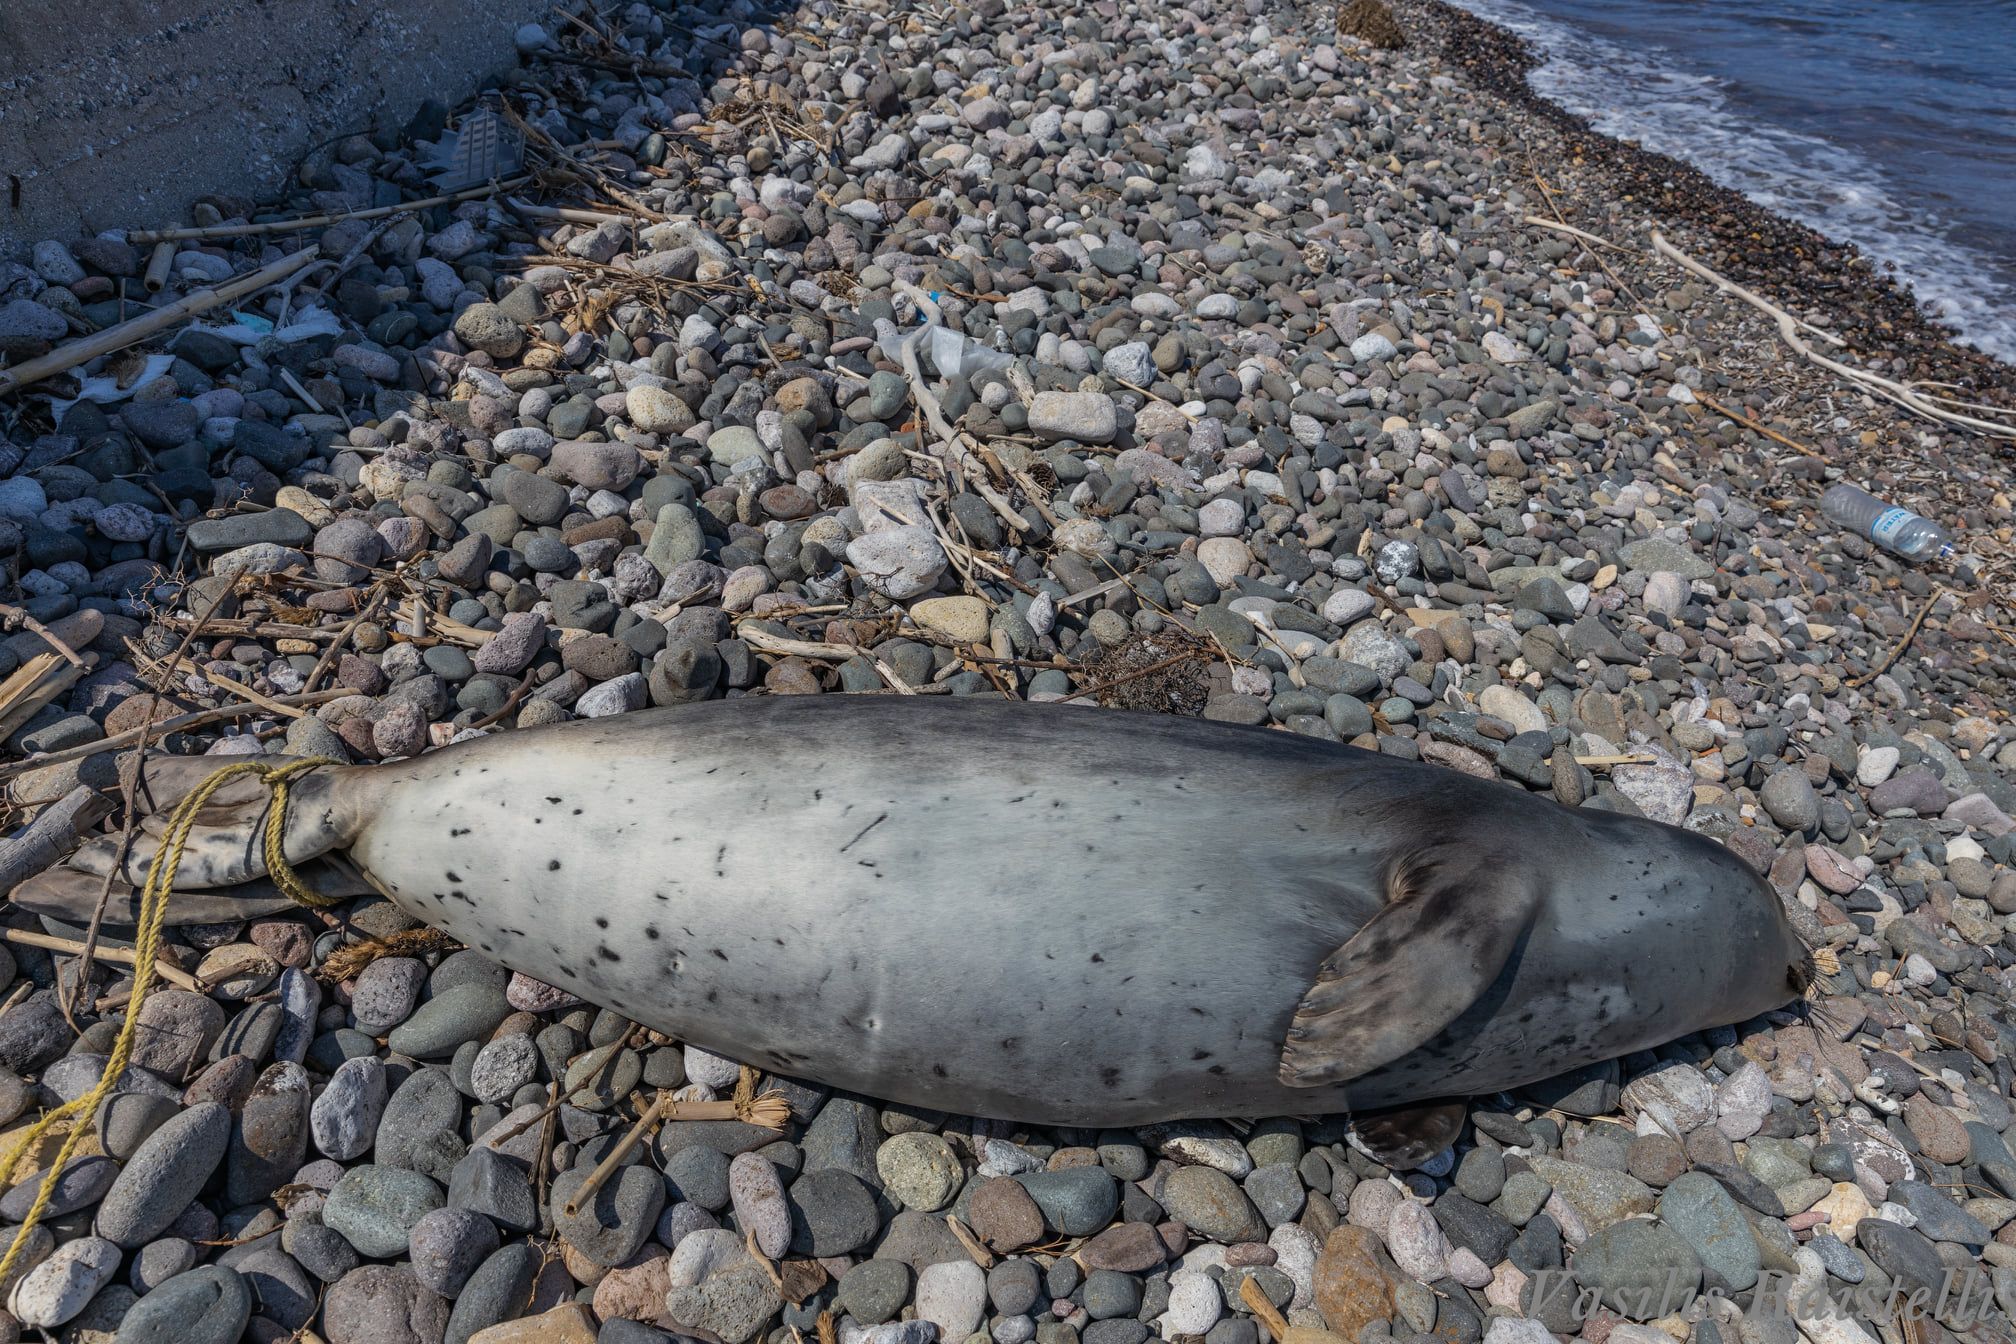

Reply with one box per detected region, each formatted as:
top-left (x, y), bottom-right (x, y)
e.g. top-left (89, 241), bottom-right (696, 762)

top-left (1870, 507), bottom-right (1915, 547)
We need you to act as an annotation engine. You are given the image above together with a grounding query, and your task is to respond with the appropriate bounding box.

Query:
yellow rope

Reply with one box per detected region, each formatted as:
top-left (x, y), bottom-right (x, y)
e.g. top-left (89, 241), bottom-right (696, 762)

top-left (0, 756), bottom-right (334, 1284)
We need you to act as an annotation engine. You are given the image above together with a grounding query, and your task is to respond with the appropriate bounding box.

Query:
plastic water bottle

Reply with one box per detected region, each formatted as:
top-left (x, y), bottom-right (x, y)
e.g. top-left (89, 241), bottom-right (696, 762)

top-left (1820, 483), bottom-right (1954, 562)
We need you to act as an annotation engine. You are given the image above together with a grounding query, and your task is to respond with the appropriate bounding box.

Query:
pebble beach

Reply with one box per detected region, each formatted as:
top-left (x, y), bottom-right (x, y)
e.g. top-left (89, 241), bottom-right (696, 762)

top-left (0, 0), bottom-right (2015, 1341)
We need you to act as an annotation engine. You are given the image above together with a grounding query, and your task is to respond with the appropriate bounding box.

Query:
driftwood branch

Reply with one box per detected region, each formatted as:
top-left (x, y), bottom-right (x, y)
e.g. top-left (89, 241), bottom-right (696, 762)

top-left (0, 247), bottom-right (321, 396)
top-left (504, 198), bottom-right (639, 226)
top-left (1521, 214), bottom-right (1630, 252)
top-left (125, 178), bottom-right (535, 245)
top-left (0, 689), bottom-right (349, 784)
top-left (0, 788), bottom-right (114, 896)
top-left (1651, 232), bottom-right (2016, 441)
top-left (736, 626), bottom-right (917, 696)
top-left (0, 653), bottom-right (91, 744)
top-left (892, 283), bottom-right (1029, 537)
top-left (1, 929), bottom-right (202, 993)
top-left (1650, 231), bottom-right (1845, 348)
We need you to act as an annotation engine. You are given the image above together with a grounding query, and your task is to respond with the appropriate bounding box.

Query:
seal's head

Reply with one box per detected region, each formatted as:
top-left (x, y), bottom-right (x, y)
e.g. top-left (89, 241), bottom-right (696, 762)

top-left (1575, 806), bottom-right (1819, 1026)
top-left (1693, 824), bottom-right (1819, 1005)
top-left (1277, 784), bottom-right (1815, 1101)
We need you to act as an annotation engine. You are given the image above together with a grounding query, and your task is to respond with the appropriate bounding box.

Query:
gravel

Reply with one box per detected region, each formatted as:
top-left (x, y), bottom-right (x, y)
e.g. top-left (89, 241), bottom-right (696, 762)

top-left (0, 0), bottom-right (2012, 1341)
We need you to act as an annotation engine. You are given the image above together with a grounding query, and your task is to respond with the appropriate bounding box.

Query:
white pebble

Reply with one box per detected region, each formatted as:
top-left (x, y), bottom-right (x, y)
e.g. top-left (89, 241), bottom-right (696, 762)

top-left (1159, 1272), bottom-right (1222, 1338)
top-left (9, 1234), bottom-right (120, 1327)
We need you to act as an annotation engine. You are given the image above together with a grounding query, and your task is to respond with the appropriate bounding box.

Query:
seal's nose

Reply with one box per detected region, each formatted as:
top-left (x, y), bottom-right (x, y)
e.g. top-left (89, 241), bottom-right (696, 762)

top-left (1752, 864), bottom-right (1817, 1002)
top-left (1786, 943), bottom-right (1819, 996)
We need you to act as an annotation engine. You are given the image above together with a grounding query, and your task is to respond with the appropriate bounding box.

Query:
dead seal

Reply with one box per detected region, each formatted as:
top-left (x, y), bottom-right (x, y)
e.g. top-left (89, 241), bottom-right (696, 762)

top-left (41, 698), bottom-right (1809, 1158)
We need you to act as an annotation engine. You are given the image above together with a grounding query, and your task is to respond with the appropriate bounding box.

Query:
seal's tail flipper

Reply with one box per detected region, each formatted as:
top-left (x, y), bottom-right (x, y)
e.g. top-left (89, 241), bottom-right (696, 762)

top-left (120, 753), bottom-right (299, 816)
top-left (1279, 845), bottom-right (1540, 1089)
top-left (12, 858), bottom-right (371, 927)
top-left (65, 765), bottom-right (360, 889)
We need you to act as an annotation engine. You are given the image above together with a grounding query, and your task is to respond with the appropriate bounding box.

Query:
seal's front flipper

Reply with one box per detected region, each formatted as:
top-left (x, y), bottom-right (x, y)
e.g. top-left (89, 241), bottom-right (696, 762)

top-left (1279, 845), bottom-right (1539, 1088)
top-left (1350, 1101), bottom-right (1467, 1170)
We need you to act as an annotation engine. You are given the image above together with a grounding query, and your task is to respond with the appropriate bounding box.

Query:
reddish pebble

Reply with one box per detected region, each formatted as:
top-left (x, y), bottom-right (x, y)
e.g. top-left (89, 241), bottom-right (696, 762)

top-left (1804, 845), bottom-right (1864, 895)
top-left (249, 920), bottom-right (314, 968)
top-left (335, 717), bottom-right (378, 759)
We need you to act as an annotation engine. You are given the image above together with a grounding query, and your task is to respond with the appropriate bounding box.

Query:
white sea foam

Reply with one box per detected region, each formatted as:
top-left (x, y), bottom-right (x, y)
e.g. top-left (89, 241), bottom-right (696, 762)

top-left (1454, 0), bottom-right (2016, 362)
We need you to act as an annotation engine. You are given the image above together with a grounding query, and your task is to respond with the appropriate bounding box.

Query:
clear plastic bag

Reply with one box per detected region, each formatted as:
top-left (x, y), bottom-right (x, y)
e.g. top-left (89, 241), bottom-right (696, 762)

top-left (878, 321), bottom-right (1015, 379)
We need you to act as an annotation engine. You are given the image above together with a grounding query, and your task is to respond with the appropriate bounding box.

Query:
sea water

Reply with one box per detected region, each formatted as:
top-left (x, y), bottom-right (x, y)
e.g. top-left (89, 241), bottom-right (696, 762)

top-left (1452, 0), bottom-right (2016, 362)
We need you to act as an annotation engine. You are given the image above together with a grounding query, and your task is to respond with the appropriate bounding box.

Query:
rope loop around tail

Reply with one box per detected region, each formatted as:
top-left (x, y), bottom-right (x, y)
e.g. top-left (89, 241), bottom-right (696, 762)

top-left (0, 755), bottom-right (335, 1286)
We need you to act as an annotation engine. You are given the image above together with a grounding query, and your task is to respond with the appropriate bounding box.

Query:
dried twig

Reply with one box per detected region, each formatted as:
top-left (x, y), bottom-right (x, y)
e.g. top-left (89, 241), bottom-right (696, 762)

top-left (0, 606), bottom-right (88, 669)
top-left (1848, 585), bottom-right (1947, 689)
top-left (466, 671), bottom-right (539, 731)
top-left (1059, 650), bottom-right (1202, 705)
top-left (1109, 376), bottom-right (1197, 423)
top-left (288, 218), bottom-right (400, 325)
top-left (1691, 393), bottom-right (1825, 459)
top-left (1526, 160), bottom-right (1643, 308)
top-left (72, 583), bottom-right (232, 1022)
top-left (737, 626), bottom-right (916, 695)
top-left (562, 1092), bottom-right (669, 1219)
top-left (393, 599), bottom-right (493, 648)
top-left (892, 283), bottom-right (1029, 534)
top-left (130, 646), bottom-right (312, 720)
top-left (490, 1083), bottom-right (571, 1146)
top-left (158, 616), bottom-right (341, 642)
top-left (562, 1086), bottom-right (792, 1216)
top-left (944, 1214), bottom-right (996, 1268)
top-left (305, 587), bottom-right (387, 693)
top-left (744, 1228), bottom-right (784, 1290)
top-left (318, 926), bottom-right (462, 983)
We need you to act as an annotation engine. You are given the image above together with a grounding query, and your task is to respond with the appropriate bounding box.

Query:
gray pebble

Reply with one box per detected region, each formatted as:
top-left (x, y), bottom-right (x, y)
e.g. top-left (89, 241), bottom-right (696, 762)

top-left (324, 1164), bottom-right (447, 1258)
top-left (445, 1241), bottom-right (543, 1344)
top-left (323, 1263), bottom-right (451, 1344)
top-left (115, 1264), bottom-right (252, 1344)
top-left (97, 1101), bottom-right (230, 1248)
top-left (313, 1054), bottom-right (389, 1160)
top-left (408, 1206), bottom-right (500, 1297)
top-left (551, 1161), bottom-right (664, 1267)
top-left (386, 981), bottom-right (512, 1058)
